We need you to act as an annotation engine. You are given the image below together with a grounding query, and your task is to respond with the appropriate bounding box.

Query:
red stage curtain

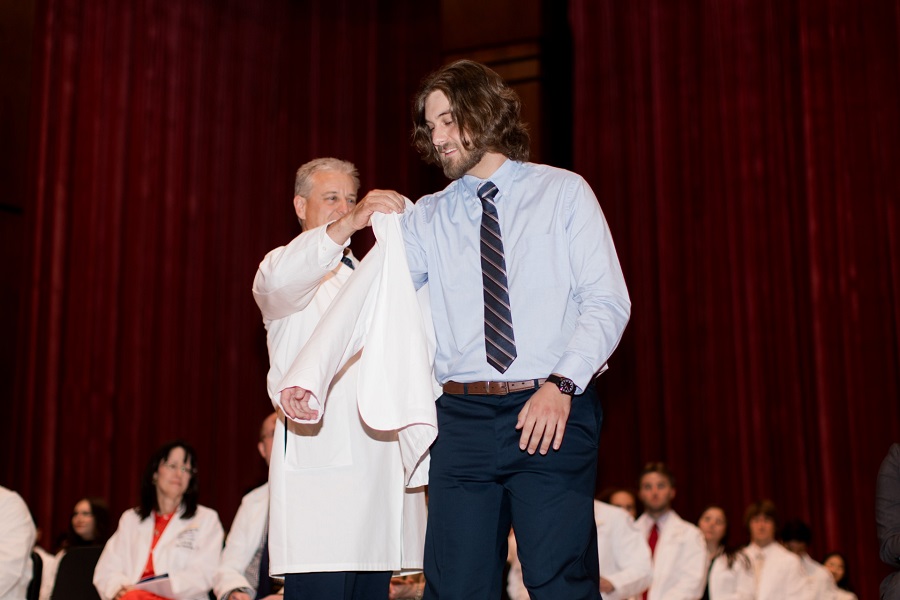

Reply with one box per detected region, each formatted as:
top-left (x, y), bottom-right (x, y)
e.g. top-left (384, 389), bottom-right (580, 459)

top-left (570, 0), bottom-right (900, 596)
top-left (6, 0), bottom-right (441, 545)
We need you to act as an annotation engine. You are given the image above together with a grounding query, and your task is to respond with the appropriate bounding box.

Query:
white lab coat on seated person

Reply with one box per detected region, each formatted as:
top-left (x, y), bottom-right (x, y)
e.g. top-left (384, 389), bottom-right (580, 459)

top-left (798, 553), bottom-right (839, 600)
top-left (745, 542), bottom-right (814, 600)
top-left (253, 215), bottom-right (431, 576)
top-left (635, 510), bottom-right (707, 600)
top-left (93, 505), bottom-right (224, 600)
top-left (212, 483), bottom-right (272, 598)
top-left (707, 549), bottom-right (754, 600)
top-left (0, 486), bottom-right (36, 600)
top-left (33, 546), bottom-right (57, 600)
top-left (507, 502), bottom-right (652, 600)
top-left (593, 501), bottom-right (653, 600)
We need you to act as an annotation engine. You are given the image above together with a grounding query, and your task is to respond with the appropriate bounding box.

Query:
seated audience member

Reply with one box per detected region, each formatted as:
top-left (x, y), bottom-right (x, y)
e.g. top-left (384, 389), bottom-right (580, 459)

top-left (61, 497), bottom-right (112, 552)
top-left (877, 443), bottom-right (900, 600)
top-left (43, 497), bottom-right (112, 600)
top-left (593, 500), bottom-right (652, 600)
top-left (697, 505), bottom-right (753, 600)
top-left (781, 519), bottom-right (837, 598)
top-left (599, 487), bottom-right (639, 519)
top-left (1, 485), bottom-right (37, 599)
top-left (388, 574), bottom-right (424, 600)
top-left (505, 530), bottom-right (524, 600)
top-left (507, 500), bottom-right (651, 600)
top-left (821, 552), bottom-right (857, 600)
top-left (213, 413), bottom-right (281, 600)
top-left (636, 462), bottom-right (707, 600)
top-left (743, 499), bottom-right (812, 600)
top-left (93, 440), bottom-right (224, 600)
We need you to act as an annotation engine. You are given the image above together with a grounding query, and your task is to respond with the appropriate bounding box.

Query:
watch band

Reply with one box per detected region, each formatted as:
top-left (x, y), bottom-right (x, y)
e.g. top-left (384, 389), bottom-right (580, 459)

top-left (546, 374), bottom-right (576, 396)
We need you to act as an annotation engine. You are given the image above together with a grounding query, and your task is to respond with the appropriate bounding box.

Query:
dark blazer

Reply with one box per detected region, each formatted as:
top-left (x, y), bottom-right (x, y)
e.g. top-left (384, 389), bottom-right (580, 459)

top-left (877, 443), bottom-right (900, 599)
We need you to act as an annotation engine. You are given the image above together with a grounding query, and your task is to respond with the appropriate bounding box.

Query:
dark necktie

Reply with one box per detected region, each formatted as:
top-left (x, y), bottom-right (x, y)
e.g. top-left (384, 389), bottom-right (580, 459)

top-left (478, 181), bottom-right (516, 373)
top-left (341, 255), bottom-right (355, 270)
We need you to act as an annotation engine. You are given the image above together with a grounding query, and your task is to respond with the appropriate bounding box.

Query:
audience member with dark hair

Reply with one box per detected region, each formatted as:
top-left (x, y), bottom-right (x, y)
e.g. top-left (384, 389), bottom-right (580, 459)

top-left (41, 497), bottom-right (112, 600)
top-left (635, 462), bottom-right (707, 600)
top-left (697, 505), bottom-right (753, 599)
top-left (822, 552), bottom-right (858, 600)
top-left (743, 500), bottom-right (811, 600)
top-left (781, 519), bottom-right (837, 598)
top-left (62, 497), bottom-right (111, 551)
top-left (598, 487), bottom-right (639, 519)
top-left (93, 440), bottom-right (224, 600)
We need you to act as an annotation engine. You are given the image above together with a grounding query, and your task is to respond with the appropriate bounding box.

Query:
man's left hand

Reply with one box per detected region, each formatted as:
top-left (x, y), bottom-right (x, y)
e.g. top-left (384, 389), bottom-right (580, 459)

top-left (516, 383), bottom-right (571, 454)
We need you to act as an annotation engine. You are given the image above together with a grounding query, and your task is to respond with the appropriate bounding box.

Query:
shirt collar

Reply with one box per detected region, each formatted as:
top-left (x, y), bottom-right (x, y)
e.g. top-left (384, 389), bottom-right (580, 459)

top-left (653, 509), bottom-right (672, 530)
top-left (460, 158), bottom-right (518, 203)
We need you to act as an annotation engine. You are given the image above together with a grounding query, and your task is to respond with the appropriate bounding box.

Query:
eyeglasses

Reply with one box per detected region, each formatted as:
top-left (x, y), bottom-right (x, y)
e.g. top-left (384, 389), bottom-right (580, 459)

top-left (163, 462), bottom-right (197, 475)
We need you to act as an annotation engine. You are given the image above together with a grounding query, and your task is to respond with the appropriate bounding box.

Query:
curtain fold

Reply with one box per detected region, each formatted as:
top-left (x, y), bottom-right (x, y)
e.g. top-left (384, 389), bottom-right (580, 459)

top-left (8, 0), bottom-right (441, 545)
top-left (571, 1), bottom-right (900, 597)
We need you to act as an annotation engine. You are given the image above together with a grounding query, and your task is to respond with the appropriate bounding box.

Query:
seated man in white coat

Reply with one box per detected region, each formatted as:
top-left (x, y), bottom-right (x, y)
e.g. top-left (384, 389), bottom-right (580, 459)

top-left (635, 462), bottom-right (707, 600)
top-left (252, 158), bottom-right (425, 600)
top-left (214, 412), bottom-right (281, 600)
top-left (743, 500), bottom-right (813, 600)
top-left (781, 519), bottom-right (836, 600)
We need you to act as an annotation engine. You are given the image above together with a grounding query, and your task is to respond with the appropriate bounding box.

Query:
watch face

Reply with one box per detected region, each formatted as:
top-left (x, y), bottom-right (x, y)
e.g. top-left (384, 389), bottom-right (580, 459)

top-left (558, 378), bottom-right (576, 394)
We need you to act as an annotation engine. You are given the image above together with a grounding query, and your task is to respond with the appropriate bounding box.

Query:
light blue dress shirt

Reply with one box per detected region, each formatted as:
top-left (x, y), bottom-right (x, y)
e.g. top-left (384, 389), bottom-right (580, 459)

top-left (402, 159), bottom-right (631, 392)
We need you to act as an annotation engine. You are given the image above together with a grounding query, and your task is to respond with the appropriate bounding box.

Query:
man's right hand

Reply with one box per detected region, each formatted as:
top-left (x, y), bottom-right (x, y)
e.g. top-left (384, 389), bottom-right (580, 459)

top-left (327, 189), bottom-right (406, 245)
top-left (280, 386), bottom-right (318, 421)
top-left (226, 592), bottom-right (251, 600)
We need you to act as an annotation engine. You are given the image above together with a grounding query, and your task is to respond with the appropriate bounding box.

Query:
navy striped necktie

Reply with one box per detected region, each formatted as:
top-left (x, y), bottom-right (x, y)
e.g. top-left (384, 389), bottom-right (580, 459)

top-left (340, 255), bottom-right (354, 270)
top-left (478, 181), bottom-right (517, 373)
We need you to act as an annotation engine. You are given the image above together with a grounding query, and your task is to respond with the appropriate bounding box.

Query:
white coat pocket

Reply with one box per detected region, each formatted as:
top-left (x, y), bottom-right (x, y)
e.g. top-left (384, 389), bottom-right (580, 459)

top-left (282, 382), bottom-right (354, 470)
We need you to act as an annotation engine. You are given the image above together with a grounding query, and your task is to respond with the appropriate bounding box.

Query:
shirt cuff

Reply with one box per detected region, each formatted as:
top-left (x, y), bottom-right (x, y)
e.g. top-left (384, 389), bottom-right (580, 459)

top-left (313, 222), bottom-right (351, 269)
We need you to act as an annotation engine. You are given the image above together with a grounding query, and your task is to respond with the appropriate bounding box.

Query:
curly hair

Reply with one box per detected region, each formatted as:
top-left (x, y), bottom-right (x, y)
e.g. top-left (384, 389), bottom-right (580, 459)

top-left (411, 60), bottom-right (529, 166)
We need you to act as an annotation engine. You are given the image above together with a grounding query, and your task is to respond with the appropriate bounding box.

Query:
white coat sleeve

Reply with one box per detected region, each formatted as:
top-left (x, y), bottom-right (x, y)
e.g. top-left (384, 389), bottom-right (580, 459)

top-left (602, 514), bottom-right (652, 600)
top-left (0, 490), bottom-right (36, 595)
top-left (93, 512), bottom-right (139, 600)
top-left (785, 555), bottom-right (816, 600)
top-left (252, 224), bottom-right (347, 322)
top-left (709, 553), bottom-right (755, 600)
top-left (212, 496), bottom-right (264, 597)
top-left (669, 526), bottom-right (709, 600)
top-left (167, 511), bottom-right (225, 599)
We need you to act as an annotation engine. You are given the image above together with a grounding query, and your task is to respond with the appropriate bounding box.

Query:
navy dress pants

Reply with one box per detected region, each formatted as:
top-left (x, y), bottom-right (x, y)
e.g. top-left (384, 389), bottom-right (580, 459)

top-left (284, 571), bottom-right (392, 600)
top-left (423, 384), bottom-right (603, 600)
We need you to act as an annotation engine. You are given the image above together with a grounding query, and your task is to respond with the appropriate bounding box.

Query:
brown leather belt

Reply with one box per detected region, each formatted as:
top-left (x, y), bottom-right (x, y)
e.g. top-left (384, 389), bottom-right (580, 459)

top-left (442, 379), bottom-right (547, 396)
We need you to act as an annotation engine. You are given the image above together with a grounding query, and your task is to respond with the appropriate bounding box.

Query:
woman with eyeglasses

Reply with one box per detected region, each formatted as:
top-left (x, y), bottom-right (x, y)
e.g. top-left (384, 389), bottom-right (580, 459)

top-left (93, 440), bottom-right (224, 600)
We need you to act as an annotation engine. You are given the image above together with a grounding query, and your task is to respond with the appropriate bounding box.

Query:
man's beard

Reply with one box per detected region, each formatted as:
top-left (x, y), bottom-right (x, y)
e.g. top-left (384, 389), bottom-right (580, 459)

top-left (439, 143), bottom-right (486, 180)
